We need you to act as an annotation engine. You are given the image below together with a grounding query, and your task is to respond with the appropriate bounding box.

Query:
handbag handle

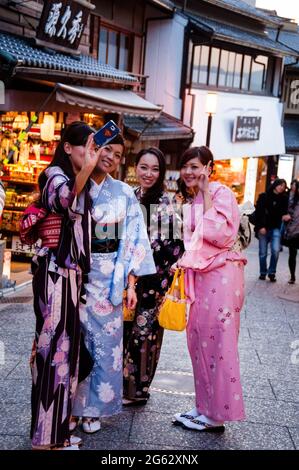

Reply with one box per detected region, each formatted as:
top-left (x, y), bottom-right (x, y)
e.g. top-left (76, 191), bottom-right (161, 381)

top-left (170, 268), bottom-right (186, 301)
top-left (178, 269), bottom-right (185, 300)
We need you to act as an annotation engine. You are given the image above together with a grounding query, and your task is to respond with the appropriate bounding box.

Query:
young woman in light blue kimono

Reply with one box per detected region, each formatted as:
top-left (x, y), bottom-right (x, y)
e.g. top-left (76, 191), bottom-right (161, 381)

top-left (71, 134), bottom-right (156, 433)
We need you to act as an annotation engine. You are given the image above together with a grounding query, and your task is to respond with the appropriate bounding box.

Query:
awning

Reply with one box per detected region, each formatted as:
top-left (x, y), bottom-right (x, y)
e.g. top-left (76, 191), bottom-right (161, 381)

top-left (284, 119), bottom-right (299, 151)
top-left (55, 83), bottom-right (162, 118)
top-left (124, 113), bottom-right (193, 140)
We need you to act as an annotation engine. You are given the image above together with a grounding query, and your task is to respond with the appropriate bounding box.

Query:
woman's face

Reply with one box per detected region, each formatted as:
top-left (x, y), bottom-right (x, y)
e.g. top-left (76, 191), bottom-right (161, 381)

top-left (291, 181), bottom-right (297, 192)
top-left (64, 141), bottom-right (89, 174)
top-left (94, 143), bottom-right (123, 174)
top-left (180, 157), bottom-right (205, 189)
top-left (274, 182), bottom-right (286, 194)
top-left (135, 153), bottom-right (160, 190)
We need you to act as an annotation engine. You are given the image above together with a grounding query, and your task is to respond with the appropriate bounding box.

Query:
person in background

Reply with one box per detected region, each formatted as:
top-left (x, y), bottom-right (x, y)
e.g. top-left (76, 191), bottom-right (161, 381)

top-left (71, 135), bottom-right (156, 433)
top-left (123, 148), bottom-right (184, 406)
top-left (20, 121), bottom-right (99, 450)
top-left (254, 179), bottom-right (289, 282)
top-left (283, 180), bottom-right (299, 284)
top-left (173, 146), bottom-right (247, 432)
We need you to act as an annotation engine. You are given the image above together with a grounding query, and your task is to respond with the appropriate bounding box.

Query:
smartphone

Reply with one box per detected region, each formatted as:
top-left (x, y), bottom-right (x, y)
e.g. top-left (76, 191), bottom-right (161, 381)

top-left (93, 120), bottom-right (121, 147)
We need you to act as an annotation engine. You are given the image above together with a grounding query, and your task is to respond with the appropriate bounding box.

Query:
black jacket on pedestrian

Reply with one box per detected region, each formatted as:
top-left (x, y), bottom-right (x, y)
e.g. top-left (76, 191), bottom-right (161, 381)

top-left (254, 187), bottom-right (288, 235)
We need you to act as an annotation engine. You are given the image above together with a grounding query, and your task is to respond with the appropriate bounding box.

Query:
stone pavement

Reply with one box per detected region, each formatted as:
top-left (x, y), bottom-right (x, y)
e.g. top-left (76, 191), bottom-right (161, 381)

top-left (0, 240), bottom-right (298, 451)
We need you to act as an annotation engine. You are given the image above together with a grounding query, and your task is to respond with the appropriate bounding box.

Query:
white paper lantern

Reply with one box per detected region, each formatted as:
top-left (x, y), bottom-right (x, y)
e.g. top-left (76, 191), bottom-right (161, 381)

top-left (40, 114), bottom-right (55, 141)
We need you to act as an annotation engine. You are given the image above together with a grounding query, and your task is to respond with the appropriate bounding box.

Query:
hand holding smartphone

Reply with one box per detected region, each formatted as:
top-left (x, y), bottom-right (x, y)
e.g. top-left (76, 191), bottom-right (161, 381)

top-left (93, 120), bottom-right (121, 148)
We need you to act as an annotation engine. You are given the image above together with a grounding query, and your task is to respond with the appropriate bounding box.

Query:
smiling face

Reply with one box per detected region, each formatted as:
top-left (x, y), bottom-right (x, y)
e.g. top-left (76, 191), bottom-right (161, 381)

top-left (135, 153), bottom-right (160, 191)
top-left (94, 143), bottom-right (123, 175)
top-left (180, 156), bottom-right (205, 189)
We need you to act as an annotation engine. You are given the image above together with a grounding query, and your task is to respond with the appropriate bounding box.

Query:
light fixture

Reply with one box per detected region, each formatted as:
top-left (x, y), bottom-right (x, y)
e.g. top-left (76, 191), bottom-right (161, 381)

top-left (205, 93), bottom-right (218, 115)
top-left (40, 114), bottom-right (55, 141)
top-left (230, 158), bottom-right (244, 172)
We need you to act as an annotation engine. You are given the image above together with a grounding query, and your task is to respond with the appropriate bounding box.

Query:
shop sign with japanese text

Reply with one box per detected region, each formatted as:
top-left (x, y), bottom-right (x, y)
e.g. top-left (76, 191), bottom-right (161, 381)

top-left (232, 116), bottom-right (262, 142)
top-left (36, 0), bottom-right (93, 51)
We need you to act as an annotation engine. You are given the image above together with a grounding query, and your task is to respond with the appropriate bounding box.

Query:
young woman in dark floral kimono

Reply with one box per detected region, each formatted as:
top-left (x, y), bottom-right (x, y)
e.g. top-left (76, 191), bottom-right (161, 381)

top-left (123, 147), bottom-right (184, 405)
top-left (20, 122), bottom-right (99, 450)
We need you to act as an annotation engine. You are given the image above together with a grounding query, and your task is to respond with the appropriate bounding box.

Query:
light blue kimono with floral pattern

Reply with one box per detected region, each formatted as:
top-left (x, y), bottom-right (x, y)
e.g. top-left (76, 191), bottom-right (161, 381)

top-left (72, 175), bottom-right (156, 418)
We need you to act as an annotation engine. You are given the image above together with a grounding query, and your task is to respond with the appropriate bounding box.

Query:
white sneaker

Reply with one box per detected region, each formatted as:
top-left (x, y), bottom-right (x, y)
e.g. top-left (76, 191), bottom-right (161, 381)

top-left (172, 407), bottom-right (199, 426)
top-left (82, 418), bottom-right (101, 434)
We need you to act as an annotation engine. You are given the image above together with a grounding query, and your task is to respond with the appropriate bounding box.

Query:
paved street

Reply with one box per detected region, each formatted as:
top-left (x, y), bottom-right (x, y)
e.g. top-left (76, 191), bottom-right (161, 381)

top-left (0, 240), bottom-right (298, 450)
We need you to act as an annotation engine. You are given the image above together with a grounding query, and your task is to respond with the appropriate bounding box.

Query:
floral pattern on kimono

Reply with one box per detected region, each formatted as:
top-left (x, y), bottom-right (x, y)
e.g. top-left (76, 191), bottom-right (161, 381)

top-left (123, 189), bottom-right (184, 400)
top-left (27, 166), bottom-right (92, 447)
top-left (179, 182), bottom-right (247, 422)
top-left (72, 176), bottom-right (156, 418)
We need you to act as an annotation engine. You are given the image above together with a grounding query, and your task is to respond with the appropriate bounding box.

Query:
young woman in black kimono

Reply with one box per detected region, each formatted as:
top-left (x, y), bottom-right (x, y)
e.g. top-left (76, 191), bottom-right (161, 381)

top-left (123, 147), bottom-right (184, 405)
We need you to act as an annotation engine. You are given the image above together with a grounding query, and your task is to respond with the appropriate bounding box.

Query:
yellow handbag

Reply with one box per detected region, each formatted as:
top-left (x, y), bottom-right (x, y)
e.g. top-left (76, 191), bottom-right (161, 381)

top-left (123, 290), bottom-right (135, 322)
top-left (158, 268), bottom-right (187, 331)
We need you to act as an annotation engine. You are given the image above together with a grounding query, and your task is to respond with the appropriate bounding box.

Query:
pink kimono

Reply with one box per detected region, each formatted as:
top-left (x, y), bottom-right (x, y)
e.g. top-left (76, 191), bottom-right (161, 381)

top-left (179, 182), bottom-right (247, 422)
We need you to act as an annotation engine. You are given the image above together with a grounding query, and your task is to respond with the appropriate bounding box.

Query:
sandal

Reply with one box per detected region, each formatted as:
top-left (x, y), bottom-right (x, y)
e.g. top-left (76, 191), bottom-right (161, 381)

top-left (69, 416), bottom-right (80, 432)
top-left (122, 398), bottom-right (148, 406)
top-left (32, 435), bottom-right (82, 450)
top-left (183, 418), bottom-right (225, 432)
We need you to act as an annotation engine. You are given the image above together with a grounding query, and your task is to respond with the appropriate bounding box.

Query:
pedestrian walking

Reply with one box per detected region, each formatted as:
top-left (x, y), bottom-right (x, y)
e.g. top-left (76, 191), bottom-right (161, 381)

top-left (282, 180), bottom-right (299, 284)
top-left (173, 146), bottom-right (247, 432)
top-left (71, 136), bottom-right (156, 432)
top-left (123, 148), bottom-right (184, 406)
top-left (254, 179), bottom-right (288, 282)
top-left (20, 121), bottom-right (99, 450)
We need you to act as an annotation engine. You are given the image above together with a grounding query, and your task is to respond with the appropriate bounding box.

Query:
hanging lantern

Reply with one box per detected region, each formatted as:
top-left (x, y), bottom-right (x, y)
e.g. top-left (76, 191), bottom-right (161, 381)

top-left (40, 114), bottom-right (55, 141)
top-left (13, 114), bottom-right (29, 130)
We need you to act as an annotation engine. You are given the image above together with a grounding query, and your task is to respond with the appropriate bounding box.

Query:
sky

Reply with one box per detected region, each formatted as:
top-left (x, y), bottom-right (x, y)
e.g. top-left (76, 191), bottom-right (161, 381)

top-left (256, 0), bottom-right (299, 22)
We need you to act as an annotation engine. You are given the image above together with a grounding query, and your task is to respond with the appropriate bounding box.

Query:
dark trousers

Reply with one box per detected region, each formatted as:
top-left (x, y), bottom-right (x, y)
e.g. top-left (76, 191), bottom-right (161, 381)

top-left (288, 246), bottom-right (298, 280)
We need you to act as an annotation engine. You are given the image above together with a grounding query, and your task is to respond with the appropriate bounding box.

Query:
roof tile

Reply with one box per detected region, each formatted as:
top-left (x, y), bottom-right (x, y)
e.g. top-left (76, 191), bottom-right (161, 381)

top-left (0, 32), bottom-right (136, 83)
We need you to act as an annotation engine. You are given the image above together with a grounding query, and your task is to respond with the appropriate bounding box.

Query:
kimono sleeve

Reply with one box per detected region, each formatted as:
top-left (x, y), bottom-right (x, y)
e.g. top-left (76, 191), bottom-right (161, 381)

top-left (124, 192), bottom-right (156, 277)
top-left (203, 185), bottom-right (240, 249)
top-left (42, 166), bottom-right (76, 214)
top-left (151, 196), bottom-right (184, 265)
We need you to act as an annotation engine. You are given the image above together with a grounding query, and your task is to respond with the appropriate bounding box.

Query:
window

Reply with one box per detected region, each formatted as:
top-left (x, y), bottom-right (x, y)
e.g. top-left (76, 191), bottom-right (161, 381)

top-left (250, 56), bottom-right (268, 92)
top-left (209, 47), bottom-right (220, 86)
top-left (98, 25), bottom-right (132, 71)
top-left (241, 55), bottom-right (251, 90)
top-left (191, 45), bottom-right (269, 93)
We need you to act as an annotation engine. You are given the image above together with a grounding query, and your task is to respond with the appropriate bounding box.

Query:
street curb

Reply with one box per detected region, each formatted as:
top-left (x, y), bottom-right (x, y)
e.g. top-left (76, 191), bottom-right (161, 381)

top-left (0, 279), bottom-right (32, 298)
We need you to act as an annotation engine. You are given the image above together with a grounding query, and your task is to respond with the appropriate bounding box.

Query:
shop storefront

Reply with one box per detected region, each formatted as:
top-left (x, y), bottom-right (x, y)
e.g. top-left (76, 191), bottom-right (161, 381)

top-left (185, 89), bottom-right (286, 204)
top-left (0, 31), bottom-right (161, 259)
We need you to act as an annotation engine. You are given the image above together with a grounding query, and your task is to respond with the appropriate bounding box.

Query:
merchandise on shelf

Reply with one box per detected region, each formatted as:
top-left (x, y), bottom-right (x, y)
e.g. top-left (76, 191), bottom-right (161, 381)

top-left (0, 111), bottom-right (61, 256)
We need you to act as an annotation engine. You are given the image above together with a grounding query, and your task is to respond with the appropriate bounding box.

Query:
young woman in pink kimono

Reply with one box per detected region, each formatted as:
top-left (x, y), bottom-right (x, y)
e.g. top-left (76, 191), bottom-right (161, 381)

top-left (173, 146), bottom-right (247, 432)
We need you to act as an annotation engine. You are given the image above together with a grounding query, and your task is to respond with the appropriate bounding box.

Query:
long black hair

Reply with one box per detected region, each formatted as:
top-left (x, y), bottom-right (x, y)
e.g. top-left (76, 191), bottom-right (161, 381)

top-left (266, 178), bottom-right (287, 195)
top-left (38, 121), bottom-right (94, 194)
top-left (135, 147), bottom-right (166, 207)
top-left (178, 146), bottom-right (214, 200)
top-left (290, 180), bottom-right (299, 208)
